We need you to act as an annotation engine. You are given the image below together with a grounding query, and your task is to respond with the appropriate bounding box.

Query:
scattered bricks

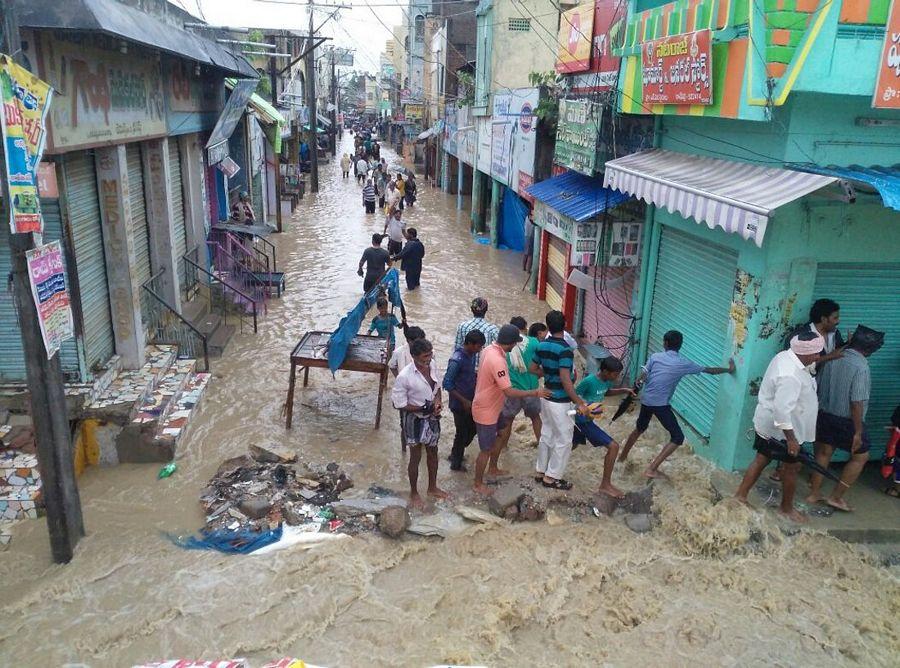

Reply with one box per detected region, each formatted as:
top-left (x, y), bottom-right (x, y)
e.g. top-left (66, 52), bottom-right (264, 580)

top-left (517, 495), bottom-right (545, 522)
top-left (487, 483), bottom-right (526, 517)
top-left (378, 505), bottom-right (411, 538)
top-left (625, 513), bottom-right (653, 534)
top-left (238, 496), bottom-right (272, 520)
top-left (249, 443), bottom-right (297, 464)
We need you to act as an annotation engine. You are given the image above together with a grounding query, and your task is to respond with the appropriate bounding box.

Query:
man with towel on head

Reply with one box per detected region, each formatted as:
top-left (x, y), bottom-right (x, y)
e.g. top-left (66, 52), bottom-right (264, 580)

top-left (734, 330), bottom-right (825, 523)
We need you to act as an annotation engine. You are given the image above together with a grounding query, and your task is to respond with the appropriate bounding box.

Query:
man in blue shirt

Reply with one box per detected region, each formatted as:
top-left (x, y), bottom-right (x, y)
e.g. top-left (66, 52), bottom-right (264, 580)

top-left (619, 329), bottom-right (734, 479)
top-left (443, 330), bottom-right (486, 471)
top-left (529, 310), bottom-right (590, 490)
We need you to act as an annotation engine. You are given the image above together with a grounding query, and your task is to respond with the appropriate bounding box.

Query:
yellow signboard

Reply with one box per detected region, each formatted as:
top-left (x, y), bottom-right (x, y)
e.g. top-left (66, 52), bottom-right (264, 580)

top-left (556, 3), bottom-right (595, 74)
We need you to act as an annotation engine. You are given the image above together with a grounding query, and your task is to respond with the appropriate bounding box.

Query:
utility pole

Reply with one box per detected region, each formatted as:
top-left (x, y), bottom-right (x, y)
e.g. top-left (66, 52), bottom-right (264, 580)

top-left (1, 0), bottom-right (84, 563)
top-left (330, 48), bottom-right (337, 157)
top-left (305, 0), bottom-right (319, 193)
top-left (267, 34), bottom-right (283, 232)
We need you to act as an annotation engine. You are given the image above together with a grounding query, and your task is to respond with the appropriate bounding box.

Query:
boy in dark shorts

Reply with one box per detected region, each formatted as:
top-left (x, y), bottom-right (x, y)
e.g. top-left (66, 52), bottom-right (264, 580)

top-left (619, 330), bottom-right (734, 479)
top-left (572, 356), bottom-right (636, 498)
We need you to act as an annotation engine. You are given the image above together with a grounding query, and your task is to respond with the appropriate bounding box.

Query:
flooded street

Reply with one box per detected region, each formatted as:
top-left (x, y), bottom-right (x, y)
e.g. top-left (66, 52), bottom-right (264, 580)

top-left (1, 135), bottom-right (897, 667)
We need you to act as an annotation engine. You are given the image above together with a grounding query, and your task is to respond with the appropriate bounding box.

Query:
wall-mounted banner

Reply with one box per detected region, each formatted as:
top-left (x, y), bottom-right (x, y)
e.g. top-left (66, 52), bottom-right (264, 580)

top-left (535, 201), bottom-right (600, 265)
top-left (554, 98), bottom-right (601, 175)
top-left (0, 56), bottom-right (53, 234)
top-left (873, 0), bottom-right (900, 109)
top-left (404, 104), bottom-right (424, 120)
top-left (641, 30), bottom-right (712, 105)
top-left (569, 0), bottom-right (623, 94)
top-left (556, 3), bottom-right (595, 74)
top-left (491, 88), bottom-right (539, 190)
top-left (26, 241), bottom-right (74, 359)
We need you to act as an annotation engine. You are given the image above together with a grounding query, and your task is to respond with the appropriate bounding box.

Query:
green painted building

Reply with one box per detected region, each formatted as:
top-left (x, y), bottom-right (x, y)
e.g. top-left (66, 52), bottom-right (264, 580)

top-left (609, 0), bottom-right (900, 469)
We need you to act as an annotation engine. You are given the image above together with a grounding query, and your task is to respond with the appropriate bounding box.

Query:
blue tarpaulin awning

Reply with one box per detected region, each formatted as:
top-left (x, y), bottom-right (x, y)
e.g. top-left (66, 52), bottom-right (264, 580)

top-left (525, 170), bottom-right (630, 222)
top-left (795, 165), bottom-right (900, 212)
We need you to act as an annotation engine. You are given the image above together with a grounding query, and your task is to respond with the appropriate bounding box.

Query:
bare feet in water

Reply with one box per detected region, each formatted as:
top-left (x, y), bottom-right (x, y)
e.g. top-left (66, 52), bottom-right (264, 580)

top-left (734, 496), bottom-right (755, 510)
top-left (473, 483), bottom-right (494, 496)
top-left (778, 508), bottom-right (808, 523)
top-left (597, 483), bottom-right (625, 499)
top-left (428, 487), bottom-right (451, 500)
top-left (825, 498), bottom-right (853, 512)
top-left (409, 493), bottom-right (426, 511)
top-left (642, 468), bottom-right (669, 480)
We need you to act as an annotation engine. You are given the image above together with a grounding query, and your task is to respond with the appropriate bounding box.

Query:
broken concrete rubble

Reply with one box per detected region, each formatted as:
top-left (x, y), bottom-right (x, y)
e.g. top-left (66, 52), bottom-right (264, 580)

top-left (517, 495), bottom-right (545, 522)
top-left (249, 443), bottom-right (297, 464)
top-left (487, 482), bottom-right (526, 517)
top-left (199, 451), bottom-right (354, 534)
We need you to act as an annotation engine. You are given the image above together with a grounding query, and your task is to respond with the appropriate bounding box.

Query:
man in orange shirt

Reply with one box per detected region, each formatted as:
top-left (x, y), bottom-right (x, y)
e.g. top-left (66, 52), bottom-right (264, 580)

top-left (472, 324), bottom-right (549, 495)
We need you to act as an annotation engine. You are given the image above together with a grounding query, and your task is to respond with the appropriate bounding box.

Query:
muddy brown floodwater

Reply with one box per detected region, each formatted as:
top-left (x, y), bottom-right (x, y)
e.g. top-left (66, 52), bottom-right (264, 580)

top-left (1, 135), bottom-right (897, 668)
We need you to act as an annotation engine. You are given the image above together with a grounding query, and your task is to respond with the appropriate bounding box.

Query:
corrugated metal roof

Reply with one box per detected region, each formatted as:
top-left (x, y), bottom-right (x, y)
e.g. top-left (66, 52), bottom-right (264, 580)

top-left (17, 0), bottom-right (258, 78)
top-left (525, 170), bottom-right (630, 222)
top-left (795, 164), bottom-right (900, 212)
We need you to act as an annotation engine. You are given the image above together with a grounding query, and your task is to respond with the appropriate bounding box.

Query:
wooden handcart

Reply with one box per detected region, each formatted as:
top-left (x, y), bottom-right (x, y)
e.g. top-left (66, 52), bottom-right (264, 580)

top-left (284, 330), bottom-right (391, 429)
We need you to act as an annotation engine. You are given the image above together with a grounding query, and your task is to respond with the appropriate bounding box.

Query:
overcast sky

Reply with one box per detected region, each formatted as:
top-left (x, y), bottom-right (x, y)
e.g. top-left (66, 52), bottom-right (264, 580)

top-left (190, 0), bottom-right (405, 76)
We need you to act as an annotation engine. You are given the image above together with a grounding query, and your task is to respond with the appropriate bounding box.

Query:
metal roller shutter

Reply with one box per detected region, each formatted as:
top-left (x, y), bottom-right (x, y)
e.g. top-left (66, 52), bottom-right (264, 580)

top-left (648, 227), bottom-right (737, 437)
top-left (813, 263), bottom-right (900, 459)
top-left (167, 137), bottom-right (187, 282)
top-left (64, 152), bottom-right (115, 371)
top-left (126, 144), bottom-right (152, 288)
top-left (0, 200), bottom-right (26, 380)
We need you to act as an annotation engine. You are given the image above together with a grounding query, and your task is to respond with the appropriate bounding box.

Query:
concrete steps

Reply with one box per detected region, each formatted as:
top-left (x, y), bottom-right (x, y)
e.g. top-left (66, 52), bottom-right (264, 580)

top-left (115, 358), bottom-right (212, 463)
top-left (84, 345), bottom-right (179, 420)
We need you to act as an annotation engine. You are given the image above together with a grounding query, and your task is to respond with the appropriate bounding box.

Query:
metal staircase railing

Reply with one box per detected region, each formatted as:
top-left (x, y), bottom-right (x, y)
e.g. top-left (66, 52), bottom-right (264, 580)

top-left (183, 247), bottom-right (259, 334)
top-left (141, 270), bottom-right (210, 371)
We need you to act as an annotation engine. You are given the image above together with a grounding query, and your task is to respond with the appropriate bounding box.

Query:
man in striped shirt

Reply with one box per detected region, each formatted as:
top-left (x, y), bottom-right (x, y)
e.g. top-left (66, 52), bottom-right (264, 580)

top-left (454, 297), bottom-right (499, 369)
top-left (362, 179), bottom-right (377, 214)
top-left (529, 310), bottom-right (590, 490)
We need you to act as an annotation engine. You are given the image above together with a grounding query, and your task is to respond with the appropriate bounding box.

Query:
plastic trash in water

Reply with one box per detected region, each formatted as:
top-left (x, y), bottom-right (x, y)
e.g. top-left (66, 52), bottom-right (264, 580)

top-left (475, 236), bottom-right (491, 245)
top-left (318, 507), bottom-right (335, 520)
top-left (158, 462), bottom-right (177, 479)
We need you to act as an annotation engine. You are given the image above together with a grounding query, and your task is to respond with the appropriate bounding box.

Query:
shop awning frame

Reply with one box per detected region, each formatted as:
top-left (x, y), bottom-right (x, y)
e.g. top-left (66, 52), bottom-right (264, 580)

top-left (603, 149), bottom-right (838, 247)
top-left (525, 170), bottom-right (630, 222)
top-left (795, 164), bottom-right (900, 212)
top-left (17, 0), bottom-right (258, 78)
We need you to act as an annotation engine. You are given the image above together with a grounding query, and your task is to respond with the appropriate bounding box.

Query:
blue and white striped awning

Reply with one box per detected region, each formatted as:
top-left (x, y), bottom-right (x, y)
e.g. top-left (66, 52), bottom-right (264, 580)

top-left (603, 149), bottom-right (838, 247)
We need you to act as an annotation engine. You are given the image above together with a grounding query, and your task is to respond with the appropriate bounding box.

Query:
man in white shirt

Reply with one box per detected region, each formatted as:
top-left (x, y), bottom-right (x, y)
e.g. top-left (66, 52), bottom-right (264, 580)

top-left (384, 180), bottom-right (401, 214)
top-left (390, 338), bottom-right (447, 509)
top-left (389, 325), bottom-right (425, 453)
top-left (734, 331), bottom-right (825, 523)
top-left (355, 156), bottom-right (368, 184)
top-left (383, 208), bottom-right (406, 256)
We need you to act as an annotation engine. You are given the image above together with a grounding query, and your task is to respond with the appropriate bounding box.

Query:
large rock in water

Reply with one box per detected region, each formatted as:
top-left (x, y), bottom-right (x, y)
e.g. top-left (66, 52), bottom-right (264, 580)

top-left (487, 483), bottom-right (526, 517)
top-left (238, 496), bottom-right (272, 520)
top-left (378, 505), bottom-right (410, 538)
top-left (625, 513), bottom-right (653, 534)
top-left (331, 496), bottom-right (409, 517)
top-left (517, 495), bottom-right (545, 521)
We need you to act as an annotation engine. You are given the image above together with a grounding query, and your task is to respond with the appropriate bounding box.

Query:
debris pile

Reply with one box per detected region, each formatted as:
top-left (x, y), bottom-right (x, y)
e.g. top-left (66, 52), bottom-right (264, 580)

top-left (200, 444), bottom-right (353, 534)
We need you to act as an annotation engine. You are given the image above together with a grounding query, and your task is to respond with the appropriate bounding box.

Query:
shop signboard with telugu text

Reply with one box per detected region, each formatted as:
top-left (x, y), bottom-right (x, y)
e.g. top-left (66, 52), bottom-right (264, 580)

top-left (476, 116), bottom-right (492, 174)
top-left (642, 30), bottom-right (713, 105)
top-left (0, 56), bottom-right (52, 234)
top-left (554, 98), bottom-right (601, 175)
top-left (36, 34), bottom-right (167, 152)
top-left (404, 104), bottom-right (424, 120)
top-left (165, 59), bottom-right (224, 135)
top-left (556, 3), bottom-right (595, 74)
top-left (873, 0), bottom-right (900, 109)
top-left (26, 241), bottom-right (74, 359)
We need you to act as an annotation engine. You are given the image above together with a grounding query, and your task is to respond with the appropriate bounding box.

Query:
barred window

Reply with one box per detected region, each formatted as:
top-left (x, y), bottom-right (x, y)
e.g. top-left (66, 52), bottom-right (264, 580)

top-left (508, 18), bottom-right (531, 32)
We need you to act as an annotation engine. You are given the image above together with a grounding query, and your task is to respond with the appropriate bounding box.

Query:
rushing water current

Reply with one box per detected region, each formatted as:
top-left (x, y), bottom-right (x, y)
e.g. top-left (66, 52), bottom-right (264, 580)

top-left (1, 134), bottom-right (897, 667)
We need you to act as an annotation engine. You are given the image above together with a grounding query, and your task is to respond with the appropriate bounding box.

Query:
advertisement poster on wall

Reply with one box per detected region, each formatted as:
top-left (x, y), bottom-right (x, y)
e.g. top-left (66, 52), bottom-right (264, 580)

top-left (554, 98), bottom-right (601, 175)
top-left (0, 57), bottom-right (52, 234)
top-left (535, 201), bottom-right (601, 265)
top-left (570, 0), bottom-right (624, 95)
top-left (476, 116), bottom-right (492, 174)
top-left (25, 241), bottom-right (74, 359)
top-left (556, 2), bottom-right (595, 74)
top-left (641, 30), bottom-right (713, 105)
top-left (491, 88), bottom-right (539, 191)
top-left (873, 0), bottom-right (900, 109)
top-left (36, 34), bottom-right (167, 152)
